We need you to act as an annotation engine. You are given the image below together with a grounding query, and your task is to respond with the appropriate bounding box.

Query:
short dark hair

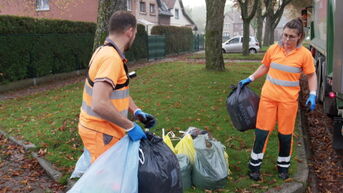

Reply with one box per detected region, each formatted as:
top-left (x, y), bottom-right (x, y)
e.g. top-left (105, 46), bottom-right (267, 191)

top-left (283, 18), bottom-right (305, 45)
top-left (109, 11), bottom-right (137, 34)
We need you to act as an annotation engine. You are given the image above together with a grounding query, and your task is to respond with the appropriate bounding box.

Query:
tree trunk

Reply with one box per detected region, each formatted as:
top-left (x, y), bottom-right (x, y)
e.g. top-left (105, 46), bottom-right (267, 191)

top-left (205, 0), bottom-right (226, 71)
top-left (263, 15), bottom-right (272, 46)
top-left (263, 0), bottom-right (292, 47)
top-left (238, 0), bottom-right (258, 55)
top-left (256, 0), bottom-right (264, 47)
top-left (269, 28), bottom-right (275, 44)
top-left (242, 19), bottom-right (250, 56)
top-left (93, 0), bottom-right (126, 50)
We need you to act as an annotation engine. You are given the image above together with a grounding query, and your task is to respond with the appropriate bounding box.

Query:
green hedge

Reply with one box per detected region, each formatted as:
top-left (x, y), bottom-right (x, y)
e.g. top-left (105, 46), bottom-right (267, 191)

top-left (151, 25), bottom-right (193, 55)
top-left (0, 16), bottom-right (150, 84)
top-left (0, 15), bottom-right (95, 34)
top-left (0, 15), bottom-right (96, 84)
top-left (125, 24), bottom-right (148, 62)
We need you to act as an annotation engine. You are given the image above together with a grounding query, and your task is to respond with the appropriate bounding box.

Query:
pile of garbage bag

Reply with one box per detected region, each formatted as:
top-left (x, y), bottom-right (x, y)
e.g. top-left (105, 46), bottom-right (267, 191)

top-left (69, 133), bottom-right (182, 193)
top-left (163, 127), bottom-right (230, 191)
top-left (69, 127), bottom-right (229, 192)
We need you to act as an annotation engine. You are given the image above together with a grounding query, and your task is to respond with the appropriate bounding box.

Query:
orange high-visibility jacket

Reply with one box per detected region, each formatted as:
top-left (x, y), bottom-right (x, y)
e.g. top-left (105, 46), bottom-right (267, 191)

top-left (260, 43), bottom-right (315, 102)
top-left (79, 41), bottom-right (129, 138)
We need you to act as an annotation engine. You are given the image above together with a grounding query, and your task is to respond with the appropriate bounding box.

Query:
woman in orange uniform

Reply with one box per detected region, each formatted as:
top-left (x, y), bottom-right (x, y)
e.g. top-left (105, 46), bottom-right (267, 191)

top-left (239, 18), bottom-right (317, 181)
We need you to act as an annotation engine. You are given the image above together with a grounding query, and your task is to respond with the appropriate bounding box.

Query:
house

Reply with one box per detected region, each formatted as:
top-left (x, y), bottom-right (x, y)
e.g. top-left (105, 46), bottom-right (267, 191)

top-left (127, 0), bottom-right (159, 34)
top-left (223, 8), bottom-right (255, 40)
top-left (165, 0), bottom-right (197, 31)
top-left (156, 0), bottom-right (173, 25)
top-left (0, 0), bottom-right (196, 33)
top-left (0, 0), bottom-right (98, 22)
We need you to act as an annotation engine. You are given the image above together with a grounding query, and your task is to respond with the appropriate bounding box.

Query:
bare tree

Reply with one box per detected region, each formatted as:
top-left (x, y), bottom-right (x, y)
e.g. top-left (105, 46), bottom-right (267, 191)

top-left (255, 0), bottom-right (266, 47)
top-left (236, 0), bottom-right (259, 55)
top-left (93, 0), bottom-right (126, 50)
top-left (205, 0), bottom-right (226, 71)
top-left (263, 0), bottom-right (292, 46)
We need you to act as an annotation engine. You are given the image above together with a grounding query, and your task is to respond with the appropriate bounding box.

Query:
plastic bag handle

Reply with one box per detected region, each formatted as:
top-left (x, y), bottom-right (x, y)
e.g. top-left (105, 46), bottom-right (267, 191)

top-left (139, 148), bottom-right (145, 164)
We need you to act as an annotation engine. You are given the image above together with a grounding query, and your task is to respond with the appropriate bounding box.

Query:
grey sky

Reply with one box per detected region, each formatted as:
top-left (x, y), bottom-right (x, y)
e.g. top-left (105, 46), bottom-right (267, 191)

top-left (182, 0), bottom-right (205, 8)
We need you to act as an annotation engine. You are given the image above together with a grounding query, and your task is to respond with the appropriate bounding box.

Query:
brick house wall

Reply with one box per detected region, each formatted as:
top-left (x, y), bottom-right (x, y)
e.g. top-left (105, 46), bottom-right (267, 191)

top-left (0, 0), bottom-right (98, 22)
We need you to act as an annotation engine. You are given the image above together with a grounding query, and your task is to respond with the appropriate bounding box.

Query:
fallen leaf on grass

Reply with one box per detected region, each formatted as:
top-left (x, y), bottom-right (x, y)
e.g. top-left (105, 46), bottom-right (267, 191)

top-left (250, 183), bottom-right (260, 188)
top-left (38, 148), bottom-right (47, 156)
top-left (284, 178), bottom-right (294, 182)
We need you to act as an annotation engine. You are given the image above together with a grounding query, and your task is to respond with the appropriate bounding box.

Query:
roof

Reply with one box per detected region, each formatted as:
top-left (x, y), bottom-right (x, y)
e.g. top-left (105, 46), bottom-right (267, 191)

top-left (164, 0), bottom-right (176, 9)
top-left (156, 0), bottom-right (173, 16)
top-left (178, 0), bottom-right (198, 31)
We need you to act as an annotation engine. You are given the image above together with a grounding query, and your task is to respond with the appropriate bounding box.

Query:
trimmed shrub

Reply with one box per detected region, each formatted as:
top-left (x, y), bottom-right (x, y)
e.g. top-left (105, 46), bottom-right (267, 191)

top-left (125, 24), bottom-right (148, 62)
top-left (151, 25), bottom-right (193, 55)
top-left (0, 15), bottom-right (95, 84)
top-left (0, 15), bottom-right (95, 34)
top-left (0, 16), bottom-right (149, 84)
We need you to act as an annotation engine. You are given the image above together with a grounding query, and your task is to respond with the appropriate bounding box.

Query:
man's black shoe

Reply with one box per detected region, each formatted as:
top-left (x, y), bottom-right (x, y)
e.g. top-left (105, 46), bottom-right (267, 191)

top-left (248, 171), bottom-right (261, 181)
top-left (278, 172), bottom-right (289, 180)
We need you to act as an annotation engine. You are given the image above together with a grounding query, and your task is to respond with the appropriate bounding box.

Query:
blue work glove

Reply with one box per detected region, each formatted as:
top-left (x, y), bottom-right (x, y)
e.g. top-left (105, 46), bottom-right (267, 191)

top-left (306, 94), bottom-right (316, 111)
top-left (127, 123), bottom-right (146, 141)
top-left (239, 76), bottom-right (253, 88)
top-left (134, 109), bottom-right (156, 129)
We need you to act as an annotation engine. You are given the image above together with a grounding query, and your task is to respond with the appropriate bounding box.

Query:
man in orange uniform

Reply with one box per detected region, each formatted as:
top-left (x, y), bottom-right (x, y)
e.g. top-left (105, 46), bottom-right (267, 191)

top-left (239, 18), bottom-right (317, 180)
top-left (78, 11), bottom-right (155, 163)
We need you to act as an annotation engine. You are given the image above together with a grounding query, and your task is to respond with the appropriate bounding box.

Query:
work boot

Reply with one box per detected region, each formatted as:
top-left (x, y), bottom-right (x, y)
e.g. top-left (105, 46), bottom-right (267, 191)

top-left (277, 166), bottom-right (289, 180)
top-left (278, 172), bottom-right (289, 180)
top-left (248, 170), bottom-right (261, 181)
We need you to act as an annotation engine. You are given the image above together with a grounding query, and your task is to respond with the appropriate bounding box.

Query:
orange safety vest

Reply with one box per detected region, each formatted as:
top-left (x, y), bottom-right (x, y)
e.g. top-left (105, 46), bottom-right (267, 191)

top-left (79, 38), bottom-right (129, 138)
top-left (260, 43), bottom-right (315, 102)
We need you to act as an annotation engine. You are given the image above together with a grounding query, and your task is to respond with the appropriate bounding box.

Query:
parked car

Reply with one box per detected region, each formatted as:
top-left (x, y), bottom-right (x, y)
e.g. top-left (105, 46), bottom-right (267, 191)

top-left (222, 36), bottom-right (260, 54)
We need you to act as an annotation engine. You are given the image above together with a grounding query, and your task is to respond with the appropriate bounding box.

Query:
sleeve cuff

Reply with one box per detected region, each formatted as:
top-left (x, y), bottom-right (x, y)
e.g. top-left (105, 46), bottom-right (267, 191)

top-left (310, 91), bottom-right (316, 95)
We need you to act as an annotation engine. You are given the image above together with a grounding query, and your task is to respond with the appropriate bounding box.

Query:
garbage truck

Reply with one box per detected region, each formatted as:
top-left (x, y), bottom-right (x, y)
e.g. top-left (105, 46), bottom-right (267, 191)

top-left (303, 0), bottom-right (343, 149)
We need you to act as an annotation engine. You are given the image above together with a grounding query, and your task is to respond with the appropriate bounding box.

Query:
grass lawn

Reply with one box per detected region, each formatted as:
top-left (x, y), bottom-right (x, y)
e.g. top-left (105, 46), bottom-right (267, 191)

top-left (0, 61), bottom-right (298, 192)
top-left (188, 53), bottom-right (264, 60)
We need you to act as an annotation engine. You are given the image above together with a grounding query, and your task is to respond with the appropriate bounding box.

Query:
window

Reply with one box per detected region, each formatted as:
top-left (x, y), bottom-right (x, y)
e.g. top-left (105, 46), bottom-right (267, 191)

top-left (140, 1), bottom-right (146, 13)
top-left (36, 0), bottom-right (49, 11)
top-left (175, 9), bottom-right (179, 19)
top-left (150, 4), bottom-right (155, 14)
top-left (127, 0), bottom-right (132, 11)
top-left (240, 37), bottom-right (252, 43)
top-left (229, 38), bottom-right (239, 44)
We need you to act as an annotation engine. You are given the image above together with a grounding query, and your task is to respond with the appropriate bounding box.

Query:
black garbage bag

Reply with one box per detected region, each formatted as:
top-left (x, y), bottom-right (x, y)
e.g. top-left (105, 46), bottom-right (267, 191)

top-left (138, 132), bottom-right (183, 193)
top-left (226, 84), bottom-right (260, 131)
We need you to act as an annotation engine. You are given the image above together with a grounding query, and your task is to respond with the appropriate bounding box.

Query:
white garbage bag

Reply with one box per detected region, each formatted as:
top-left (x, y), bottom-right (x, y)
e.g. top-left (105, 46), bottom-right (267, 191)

top-left (68, 135), bottom-right (140, 193)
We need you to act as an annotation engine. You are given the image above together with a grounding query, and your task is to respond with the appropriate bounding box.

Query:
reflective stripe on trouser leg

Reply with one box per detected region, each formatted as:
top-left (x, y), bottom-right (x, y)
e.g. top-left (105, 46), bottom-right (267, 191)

top-left (276, 100), bottom-right (297, 173)
top-left (249, 128), bottom-right (270, 172)
top-left (277, 133), bottom-right (292, 173)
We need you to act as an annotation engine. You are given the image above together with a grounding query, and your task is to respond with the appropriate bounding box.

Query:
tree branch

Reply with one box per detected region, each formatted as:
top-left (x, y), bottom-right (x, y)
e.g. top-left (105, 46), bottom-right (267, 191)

top-left (247, 0), bottom-right (259, 20)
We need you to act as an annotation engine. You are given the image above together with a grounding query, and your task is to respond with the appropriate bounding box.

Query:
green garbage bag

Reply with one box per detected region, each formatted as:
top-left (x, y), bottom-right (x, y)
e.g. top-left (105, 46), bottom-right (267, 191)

top-left (192, 134), bottom-right (228, 190)
top-left (176, 154), bottom-right (192, 191)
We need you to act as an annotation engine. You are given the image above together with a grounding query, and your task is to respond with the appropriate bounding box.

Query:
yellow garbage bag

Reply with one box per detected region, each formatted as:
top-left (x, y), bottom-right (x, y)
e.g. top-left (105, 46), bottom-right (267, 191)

top-left (163, 134), bottom-right (176, 153)
top-left (175, 134), bottom-right (196, 164)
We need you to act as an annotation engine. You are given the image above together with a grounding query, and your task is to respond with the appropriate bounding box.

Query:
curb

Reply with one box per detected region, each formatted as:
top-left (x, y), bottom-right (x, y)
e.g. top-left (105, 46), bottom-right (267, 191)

top-left (266, 111), bottom-right (309, 193)
top-left (0, 128), bottom-right (63, 183)
top-left (0, 69), bottom-right (86, 94)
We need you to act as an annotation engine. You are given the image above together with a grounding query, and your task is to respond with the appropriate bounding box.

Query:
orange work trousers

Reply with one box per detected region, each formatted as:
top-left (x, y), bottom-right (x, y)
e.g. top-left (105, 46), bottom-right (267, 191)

top-left (256, 96), bottom-right (298, 135)
top-left (78, 124), bottom-right (122, 163)
top-left (248, 96), bottom-right (298, 172)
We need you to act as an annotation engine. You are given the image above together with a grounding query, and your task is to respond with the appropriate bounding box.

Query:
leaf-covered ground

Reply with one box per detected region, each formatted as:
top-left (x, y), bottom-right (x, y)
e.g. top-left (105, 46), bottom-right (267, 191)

top-left (300, 78), bottom-right (343, 193)
top-left (0, 134), bottom-right (65, 192)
